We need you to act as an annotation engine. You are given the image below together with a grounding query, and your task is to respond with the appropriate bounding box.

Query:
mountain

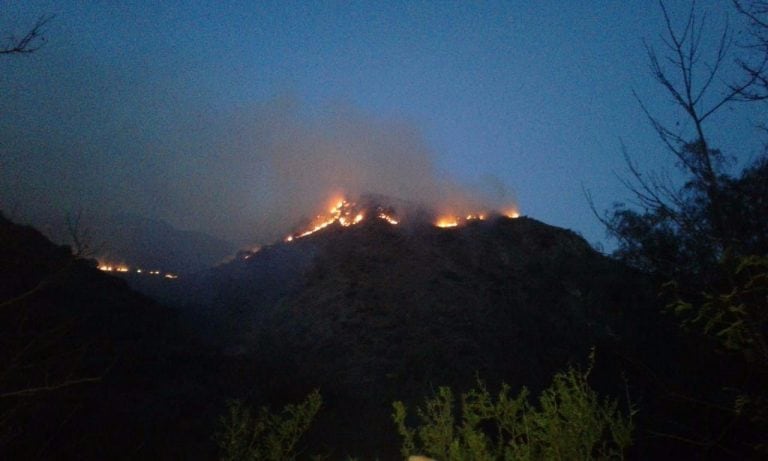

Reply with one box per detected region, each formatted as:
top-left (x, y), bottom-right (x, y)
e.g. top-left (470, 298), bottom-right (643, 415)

top-left (1, 198), bottom-right (733, 458)
top-left (169, 198), bottom-right (712, 458)
top-left (22, 211), bottom-right (236, 275)
top-left (90, 212), bottom-right (236, 274)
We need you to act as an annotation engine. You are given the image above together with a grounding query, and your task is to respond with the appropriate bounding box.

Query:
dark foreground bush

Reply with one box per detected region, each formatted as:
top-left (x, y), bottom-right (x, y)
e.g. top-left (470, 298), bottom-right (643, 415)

top-left (215, 390), bottom-right (322, 461)
top-left (393, 358), bottom-right (634, 461)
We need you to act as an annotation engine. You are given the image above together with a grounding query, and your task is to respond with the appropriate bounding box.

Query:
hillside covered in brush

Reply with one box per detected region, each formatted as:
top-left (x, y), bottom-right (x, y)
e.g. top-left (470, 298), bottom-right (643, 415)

top-left (1, 198), bottom-right (741, 459)
top-left (160, 201), bottom-right (719, 457)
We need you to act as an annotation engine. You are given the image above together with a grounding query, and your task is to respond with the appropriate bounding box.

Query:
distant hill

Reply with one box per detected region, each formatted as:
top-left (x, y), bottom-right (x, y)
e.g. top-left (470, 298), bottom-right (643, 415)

top-left (21, 211), bottom-right (236, 275)
top-left (90, 212), bottom-right (236, 274)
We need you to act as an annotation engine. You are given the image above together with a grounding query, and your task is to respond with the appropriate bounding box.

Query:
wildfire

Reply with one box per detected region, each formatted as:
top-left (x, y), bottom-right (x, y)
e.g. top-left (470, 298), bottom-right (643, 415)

top-left (285, 197), bottom-right (356, 242)
top-left (282, 193), bottom-right (518, 240)
top-left (97, 263), bottom-right (178, 279)
top-left (378, 212), bottom-right (399, 225)
top-left (284, 196), bottom-right (400, 243)
top-left (435, 208), bottom-right (519, 228)
top-left (435, 217), bottom-right (459, 228)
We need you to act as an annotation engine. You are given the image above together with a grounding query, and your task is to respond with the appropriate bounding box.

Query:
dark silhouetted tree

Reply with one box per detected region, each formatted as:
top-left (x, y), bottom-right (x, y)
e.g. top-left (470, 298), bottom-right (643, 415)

top-left (590, 1), bottom-right (768, 455)
top-left (591, 1), bottom-right (768, 286)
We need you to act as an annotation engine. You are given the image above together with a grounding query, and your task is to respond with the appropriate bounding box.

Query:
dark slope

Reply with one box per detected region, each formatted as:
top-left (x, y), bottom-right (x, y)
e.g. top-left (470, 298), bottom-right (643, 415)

top-left (276, 216), bottom-right (646, 391)
top-left (91, 212), bottom-right (236, 274)
top-left (177, 214), bottom-right (693, 457)
top-left (26, 211), bottom-right (235, 275)
top-left (0, 214), bottom-right (226, 460)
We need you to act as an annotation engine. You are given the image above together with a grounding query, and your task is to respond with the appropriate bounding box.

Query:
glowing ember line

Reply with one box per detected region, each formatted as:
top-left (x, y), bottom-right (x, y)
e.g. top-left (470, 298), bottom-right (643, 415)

top-left (97, 263), bottom-right (178, 279)
top-left (378, 213), bottom-right (399, 225)
top-left (436, 217), bottom-right (459, 228)
top-left (285, 198), bottom-right (366, 242)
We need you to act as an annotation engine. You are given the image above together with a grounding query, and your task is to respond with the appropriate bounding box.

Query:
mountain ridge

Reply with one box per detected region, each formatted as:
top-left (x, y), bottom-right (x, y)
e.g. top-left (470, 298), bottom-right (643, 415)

top-left (163, 212), bottom-right (675, 455)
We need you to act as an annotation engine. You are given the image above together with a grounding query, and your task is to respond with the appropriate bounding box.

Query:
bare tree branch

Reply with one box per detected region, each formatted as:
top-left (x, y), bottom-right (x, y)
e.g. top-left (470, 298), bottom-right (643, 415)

top-left (0, 15), bottom-right (54, 56)
top-left (731, 1), bottom-right (768, 100)
top-left (65, 209), bottom-right (102, 258)
top-left (1, 376), bottom-right (101, 398)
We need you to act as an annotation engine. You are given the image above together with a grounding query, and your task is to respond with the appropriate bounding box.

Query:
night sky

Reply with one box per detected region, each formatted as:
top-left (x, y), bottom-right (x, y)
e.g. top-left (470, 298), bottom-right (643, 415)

top-left (1, 1), bottom-right (764, 249)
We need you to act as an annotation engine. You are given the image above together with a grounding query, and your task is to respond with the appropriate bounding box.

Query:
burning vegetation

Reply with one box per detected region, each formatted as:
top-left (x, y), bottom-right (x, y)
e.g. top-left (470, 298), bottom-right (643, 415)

top-left (283, 194), bottom-right (519, 241)
top-left (98, 263), bottom-right (178, 279)
top-left (285, 197), bottom-right (391, 242)
top-left (94, 195), bottom-right (519, 270)
top-left (435, 213), bottom-right (490, 228)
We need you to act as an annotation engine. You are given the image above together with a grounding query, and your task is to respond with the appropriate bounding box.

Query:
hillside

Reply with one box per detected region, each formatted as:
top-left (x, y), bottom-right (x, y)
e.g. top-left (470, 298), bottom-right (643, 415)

top-left (0, 214), bottom-right (227, 460)
top-left (1, 207), bottom-right (731, 459)
top-left (170, 210), bottom-right (705, 457)
top-left (22, 211), bottom-right (236, 275)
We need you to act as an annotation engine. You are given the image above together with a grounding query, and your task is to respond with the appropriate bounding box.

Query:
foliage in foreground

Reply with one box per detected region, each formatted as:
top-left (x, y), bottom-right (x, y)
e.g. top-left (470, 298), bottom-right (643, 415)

top-left (215, 389), bottom-right (322, 461)
top-left (666, 254), bottom-right (768, 453)
top-left (667, 255), bottom-right (768, 362)
top-left (392, 358), bottom-right (634, 461)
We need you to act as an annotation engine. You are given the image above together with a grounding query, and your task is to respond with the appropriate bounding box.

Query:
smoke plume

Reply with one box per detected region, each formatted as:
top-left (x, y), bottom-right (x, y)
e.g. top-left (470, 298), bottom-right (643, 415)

top-left (1, 92), bottom-right (516, 245)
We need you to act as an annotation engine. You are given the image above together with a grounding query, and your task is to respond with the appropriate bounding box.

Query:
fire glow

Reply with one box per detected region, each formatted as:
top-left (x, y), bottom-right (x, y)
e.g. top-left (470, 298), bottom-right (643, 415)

top-left (378, 213), bottom-right (399, 225)
top-left (435, 208), bottom-right (519, 228)
top-left (435, 217), bottom-right (459, 228)
top-left (98, 263), bottom-right (178, 279)
top-left (283, 194), bottom-right (520, 241)
top-left (284, 197), bottom-right (399, 242)
top-left (434, 212), bottom-right (493, 228)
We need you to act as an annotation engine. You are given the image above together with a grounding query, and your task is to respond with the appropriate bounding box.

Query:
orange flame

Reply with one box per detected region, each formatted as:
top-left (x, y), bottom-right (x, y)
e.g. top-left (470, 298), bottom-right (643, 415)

top-left (285, 196), bottom-right (366, 242)
top-left (97, 262), bottom-right (178, 279)
top-left (378, 213), bottom-right (399, 225)
top-left (435, 216), bottom-right (459, 228)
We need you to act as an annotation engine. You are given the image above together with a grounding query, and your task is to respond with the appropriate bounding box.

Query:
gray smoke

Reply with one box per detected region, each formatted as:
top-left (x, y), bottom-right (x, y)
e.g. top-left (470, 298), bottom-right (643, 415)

top-left (178, 96), bottom-right (518, 242)
top-left (1, 88), bottom-right (516, 245)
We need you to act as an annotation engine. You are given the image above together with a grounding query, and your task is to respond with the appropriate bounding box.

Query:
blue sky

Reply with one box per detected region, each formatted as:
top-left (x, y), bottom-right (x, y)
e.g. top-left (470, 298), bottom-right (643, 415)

top-left (1, 1), bottom-right (764, 248)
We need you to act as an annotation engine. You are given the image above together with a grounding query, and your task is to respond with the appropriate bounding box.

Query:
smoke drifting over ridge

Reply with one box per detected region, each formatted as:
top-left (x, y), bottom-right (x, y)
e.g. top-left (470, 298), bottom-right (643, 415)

top-left (1, 93), bottom-right (516, 245)
top-left (226, 98), bottom-right (518, 241)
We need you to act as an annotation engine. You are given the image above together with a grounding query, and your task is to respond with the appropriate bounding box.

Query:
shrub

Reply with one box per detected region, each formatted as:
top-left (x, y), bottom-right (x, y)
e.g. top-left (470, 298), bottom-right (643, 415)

top-left (215, 389), bottom-right (322, 461)
top-left (666, 254), bottom-right (768, 454)
top-left (393, 357), bottom-right (634, 460)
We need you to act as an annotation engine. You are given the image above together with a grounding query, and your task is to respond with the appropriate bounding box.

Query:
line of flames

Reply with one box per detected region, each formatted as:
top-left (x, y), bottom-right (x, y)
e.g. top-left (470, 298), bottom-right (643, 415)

top-left (98, 264), bottom-right (178, 279)
top-left (435, 210), bottom-right (519, 228)
top-left (285, 198), bottom-right (386, 242)
top-left (284, 197), bottom-right (520, 241)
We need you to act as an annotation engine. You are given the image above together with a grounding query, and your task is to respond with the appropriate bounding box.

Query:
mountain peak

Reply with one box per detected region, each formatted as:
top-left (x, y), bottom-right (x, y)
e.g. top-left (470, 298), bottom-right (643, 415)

top-left (281, 191), bottom-right (520, 244)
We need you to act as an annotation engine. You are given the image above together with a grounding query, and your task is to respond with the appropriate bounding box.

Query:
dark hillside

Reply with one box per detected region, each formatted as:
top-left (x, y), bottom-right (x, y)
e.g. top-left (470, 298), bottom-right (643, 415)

top-left (176, 213), bottom-right (714, 457)
top-left (0, 214), bottom-right (225, 460)
top-left (0, 210), bottom-right (736, 459)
